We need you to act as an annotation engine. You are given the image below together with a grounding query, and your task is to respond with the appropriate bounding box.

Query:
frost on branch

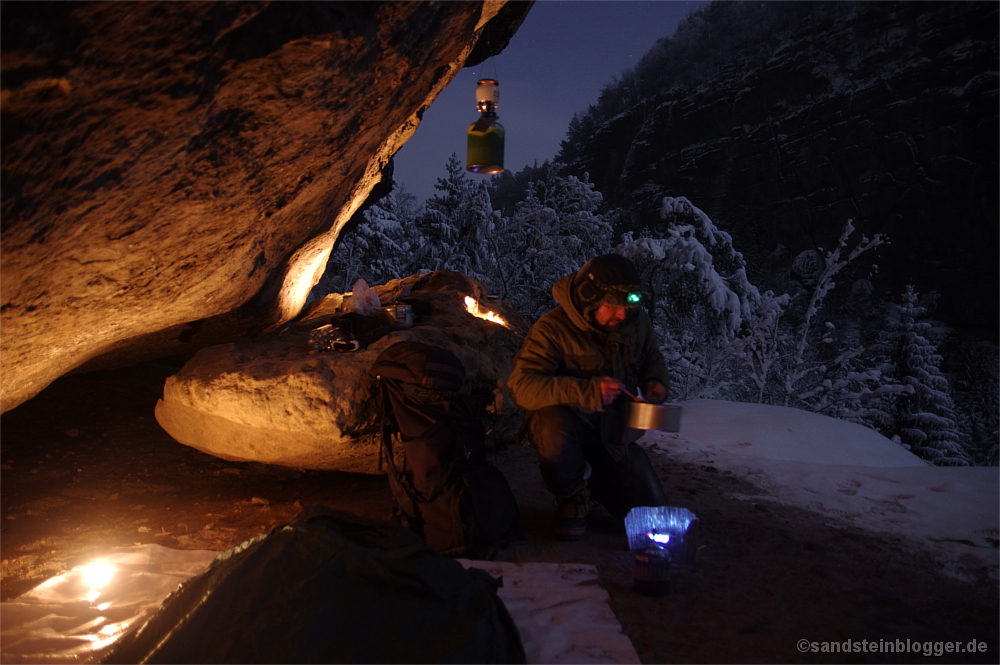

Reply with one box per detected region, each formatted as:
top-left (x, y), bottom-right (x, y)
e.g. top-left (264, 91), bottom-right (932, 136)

top-left (617, 196), bottom-right (761, 339)
top-left (731, 291), bottom-right (789, 404)
top-left (706, 217), bottom-right (909, 428)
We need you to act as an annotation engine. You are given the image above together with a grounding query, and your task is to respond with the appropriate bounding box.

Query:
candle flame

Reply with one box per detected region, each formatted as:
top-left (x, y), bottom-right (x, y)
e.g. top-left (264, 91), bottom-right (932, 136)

top-left (464, 296), bottom-right (509, 328)
top-left (81, 562), bottom-right (117, 589)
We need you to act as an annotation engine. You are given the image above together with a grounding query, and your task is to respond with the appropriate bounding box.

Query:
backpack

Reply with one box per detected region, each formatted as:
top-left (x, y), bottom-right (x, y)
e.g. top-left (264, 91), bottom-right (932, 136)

top-left (369, 341), bottom-right (520, 559)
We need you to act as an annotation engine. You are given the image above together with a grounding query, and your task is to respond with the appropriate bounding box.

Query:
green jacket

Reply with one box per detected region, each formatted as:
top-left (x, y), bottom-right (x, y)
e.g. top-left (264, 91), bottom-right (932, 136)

top-left (507, 273), bottom-right (670, 414)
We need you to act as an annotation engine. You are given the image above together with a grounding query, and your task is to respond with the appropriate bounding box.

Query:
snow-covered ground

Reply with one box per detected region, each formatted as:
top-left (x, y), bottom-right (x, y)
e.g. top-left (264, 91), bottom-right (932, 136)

top-left (645, 399), bottom-right (999, 579)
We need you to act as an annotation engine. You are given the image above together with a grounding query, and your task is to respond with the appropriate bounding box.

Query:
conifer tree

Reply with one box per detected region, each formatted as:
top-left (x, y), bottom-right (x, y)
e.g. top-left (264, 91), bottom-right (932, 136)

top-left (874, 286), bottom-right (970, 465)
top-left (950, 341), bottom-right (999, 465)
top-left (410, 154), bottom-right (465, 272)
top-left (412, 154), bottom-right (497, 280)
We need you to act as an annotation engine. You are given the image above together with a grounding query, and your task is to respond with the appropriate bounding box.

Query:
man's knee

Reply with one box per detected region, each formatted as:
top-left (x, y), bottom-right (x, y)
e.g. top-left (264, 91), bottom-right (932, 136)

top-left (527, 406), bottom-right (583, 447)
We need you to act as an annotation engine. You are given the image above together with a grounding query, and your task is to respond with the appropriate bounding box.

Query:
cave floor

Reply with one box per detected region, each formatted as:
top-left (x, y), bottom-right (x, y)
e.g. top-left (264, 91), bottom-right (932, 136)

top-left (2, 363), bottom-right (997, 664)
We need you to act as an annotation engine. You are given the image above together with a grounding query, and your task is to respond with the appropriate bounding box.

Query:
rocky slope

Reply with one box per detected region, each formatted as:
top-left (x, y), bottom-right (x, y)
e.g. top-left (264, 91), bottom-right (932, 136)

top-left (0, 0), bottom-right (532, 412)
top-left (560, 1), bottom-right (997, 334)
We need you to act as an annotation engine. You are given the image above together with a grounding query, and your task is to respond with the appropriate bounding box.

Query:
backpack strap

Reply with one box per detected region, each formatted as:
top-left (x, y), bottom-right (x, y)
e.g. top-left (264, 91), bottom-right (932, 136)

top-left (378, 378), bottom-right (424, 535)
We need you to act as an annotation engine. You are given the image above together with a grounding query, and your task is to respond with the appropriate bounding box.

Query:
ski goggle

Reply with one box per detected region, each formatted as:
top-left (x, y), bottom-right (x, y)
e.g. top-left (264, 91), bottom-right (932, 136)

top-left (603, 286), bottom-right (643, 308)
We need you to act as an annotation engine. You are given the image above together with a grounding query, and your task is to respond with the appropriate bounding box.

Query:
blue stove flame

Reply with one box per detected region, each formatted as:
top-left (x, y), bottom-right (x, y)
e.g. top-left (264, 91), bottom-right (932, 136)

top-left (646, 532), bottom-right (671, 548)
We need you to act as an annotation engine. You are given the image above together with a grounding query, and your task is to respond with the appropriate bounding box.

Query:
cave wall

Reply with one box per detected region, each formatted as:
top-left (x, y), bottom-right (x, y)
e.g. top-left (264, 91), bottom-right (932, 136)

top-left (564, 1), bottom-right (998, 334)
top-left (0, 0), bottom-right (532, 412)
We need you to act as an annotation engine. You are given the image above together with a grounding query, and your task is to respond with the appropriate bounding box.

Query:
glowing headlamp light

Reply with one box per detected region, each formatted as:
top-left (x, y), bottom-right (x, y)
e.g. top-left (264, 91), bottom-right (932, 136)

top-left (627, 291), bottom-right (642, 305)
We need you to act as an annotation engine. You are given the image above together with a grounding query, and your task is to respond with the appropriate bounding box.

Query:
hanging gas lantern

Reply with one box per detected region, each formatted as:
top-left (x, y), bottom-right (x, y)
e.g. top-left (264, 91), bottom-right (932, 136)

top-left (466, 78), bottom-right (505, 174)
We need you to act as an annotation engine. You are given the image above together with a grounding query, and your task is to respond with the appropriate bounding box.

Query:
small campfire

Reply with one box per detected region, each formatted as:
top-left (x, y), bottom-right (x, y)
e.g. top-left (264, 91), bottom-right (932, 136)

top-left (464, 296), bottom-right (510, 329)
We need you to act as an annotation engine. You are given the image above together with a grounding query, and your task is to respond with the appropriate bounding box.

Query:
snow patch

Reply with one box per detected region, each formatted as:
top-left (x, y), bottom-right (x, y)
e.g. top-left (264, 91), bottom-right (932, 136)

top-left (645, 399), bottom-right (999, 579)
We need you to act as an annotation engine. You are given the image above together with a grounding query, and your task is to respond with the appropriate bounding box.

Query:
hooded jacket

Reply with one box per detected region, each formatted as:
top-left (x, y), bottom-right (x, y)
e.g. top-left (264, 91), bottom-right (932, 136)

top-left (507, 273), bottom-right (670, 414)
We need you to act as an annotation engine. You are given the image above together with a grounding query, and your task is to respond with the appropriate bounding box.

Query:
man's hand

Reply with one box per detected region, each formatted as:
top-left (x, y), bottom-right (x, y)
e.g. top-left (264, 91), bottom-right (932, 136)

top-left (640, 380), bottom-right (667, 404)
top-left (599, 376), bottom-right (625, 406)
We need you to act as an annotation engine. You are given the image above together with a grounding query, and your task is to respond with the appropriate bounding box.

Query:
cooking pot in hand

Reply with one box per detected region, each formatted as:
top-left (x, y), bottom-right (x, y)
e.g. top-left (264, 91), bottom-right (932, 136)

top-left (626, 401), bottom-right (682, 432)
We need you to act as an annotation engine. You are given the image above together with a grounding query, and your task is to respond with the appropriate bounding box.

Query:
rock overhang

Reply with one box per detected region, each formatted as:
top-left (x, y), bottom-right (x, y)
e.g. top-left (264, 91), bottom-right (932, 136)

top-left (0, 0), bottom-right (533, 413)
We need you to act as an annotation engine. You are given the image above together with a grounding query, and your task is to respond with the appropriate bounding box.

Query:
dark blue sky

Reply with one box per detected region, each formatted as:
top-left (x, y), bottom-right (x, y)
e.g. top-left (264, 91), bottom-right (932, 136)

top-left (393, 0), bottom-right (710, 204)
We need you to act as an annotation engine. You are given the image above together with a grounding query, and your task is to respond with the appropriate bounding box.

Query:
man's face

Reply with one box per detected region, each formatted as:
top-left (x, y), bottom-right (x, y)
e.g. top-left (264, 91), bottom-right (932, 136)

top-left (592, 304), bottom-right (628, 332)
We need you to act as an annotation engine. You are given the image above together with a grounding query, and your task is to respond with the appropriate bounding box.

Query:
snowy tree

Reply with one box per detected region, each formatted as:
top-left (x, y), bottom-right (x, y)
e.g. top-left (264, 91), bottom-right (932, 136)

top-left (310, 182), bottom-right (419, 299)
top-left (614, 196), bottom-right (763, 398)
top-left (488, 170), bottom-right (613, 319)
top-left (730, 285), bottom-right (908, 425)
top-left (730, 290), bottom-right (790, 404)
top-left (617, 196), bottom-right (762, 340)
top-left (872, 286), bottom-right (971, 466)
top-left (411, 154), bottom-right (497, 280)
top-left (951, 341), bottom-right (999, 466)
top-left (777, 219), bottom-right (903, 418)
top-left (310, 159), bottom-right (613, 316)
top-left (621, 207), bottom-right (908, 420)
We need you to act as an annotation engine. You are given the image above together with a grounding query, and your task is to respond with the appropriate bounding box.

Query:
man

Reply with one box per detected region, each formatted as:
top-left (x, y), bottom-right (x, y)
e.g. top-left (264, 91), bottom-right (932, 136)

top-left (507, 254), bottom-right (670, 540)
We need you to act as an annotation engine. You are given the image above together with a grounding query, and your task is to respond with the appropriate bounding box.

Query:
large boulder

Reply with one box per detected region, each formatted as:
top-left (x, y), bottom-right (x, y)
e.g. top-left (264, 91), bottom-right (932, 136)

top-left (0, 1), bottom-right (532, 412)
top-left (154, 272), bottom-right (530, 473)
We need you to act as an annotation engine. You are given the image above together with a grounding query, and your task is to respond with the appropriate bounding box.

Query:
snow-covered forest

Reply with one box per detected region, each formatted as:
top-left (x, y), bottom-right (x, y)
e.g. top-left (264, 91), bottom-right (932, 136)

top-left (311, 155), bottom-right (998, 468)
top-left (312, 2), bottom-right (996, 468)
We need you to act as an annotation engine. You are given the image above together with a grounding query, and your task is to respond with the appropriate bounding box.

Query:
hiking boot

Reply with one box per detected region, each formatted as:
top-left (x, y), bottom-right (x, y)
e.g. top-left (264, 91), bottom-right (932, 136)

top-left (554, 486), bottom-right (590, 541)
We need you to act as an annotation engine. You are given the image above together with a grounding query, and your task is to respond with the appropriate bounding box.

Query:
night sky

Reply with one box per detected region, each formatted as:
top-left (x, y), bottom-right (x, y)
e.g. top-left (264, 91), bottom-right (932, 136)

top-left (393, 0), bottom-right (710, 204)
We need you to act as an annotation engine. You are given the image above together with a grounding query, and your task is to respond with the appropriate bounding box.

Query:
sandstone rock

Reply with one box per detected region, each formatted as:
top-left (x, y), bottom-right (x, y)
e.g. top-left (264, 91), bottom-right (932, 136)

top-left (155, 271), bottom-right (530, 473)
top-left (0, 1), bottom-right (531, 412)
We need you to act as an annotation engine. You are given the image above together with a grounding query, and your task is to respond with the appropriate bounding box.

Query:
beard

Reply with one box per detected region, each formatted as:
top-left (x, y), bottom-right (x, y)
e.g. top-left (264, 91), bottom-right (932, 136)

top-left (594, 317), bottom-right (622, 333)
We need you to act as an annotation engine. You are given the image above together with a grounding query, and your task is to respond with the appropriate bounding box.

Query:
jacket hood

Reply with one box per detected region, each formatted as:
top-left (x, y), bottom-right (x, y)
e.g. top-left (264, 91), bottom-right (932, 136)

top-left (553, 273), bottom-right (614, 335)
top-left (553, 271), bottom-right (642, 337)
top-left (552, 274), bottom-right (591, 331)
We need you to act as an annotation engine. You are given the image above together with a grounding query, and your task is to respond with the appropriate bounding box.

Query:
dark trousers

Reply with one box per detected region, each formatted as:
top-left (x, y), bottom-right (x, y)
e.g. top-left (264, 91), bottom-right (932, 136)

top-left (526, 404), bottom-right (668, 518)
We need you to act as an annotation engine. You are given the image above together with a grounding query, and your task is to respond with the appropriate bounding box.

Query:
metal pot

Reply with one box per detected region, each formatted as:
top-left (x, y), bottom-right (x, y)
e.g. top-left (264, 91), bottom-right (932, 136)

top-left (626, 401), bottom-right (682, 432)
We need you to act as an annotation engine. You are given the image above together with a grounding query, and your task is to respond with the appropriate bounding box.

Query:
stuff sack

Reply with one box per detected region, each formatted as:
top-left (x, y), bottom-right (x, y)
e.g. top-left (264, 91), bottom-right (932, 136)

top-left (369, 341), bottom-right (519, 559)
top-left (102, 507), bottom-right (526, 664)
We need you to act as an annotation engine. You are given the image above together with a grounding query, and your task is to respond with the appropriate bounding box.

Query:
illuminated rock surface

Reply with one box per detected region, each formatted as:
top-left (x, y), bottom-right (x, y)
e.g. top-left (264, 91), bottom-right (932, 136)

top-left (154, 272), bottom-right (530, 472)
top-left (0, 1), bottom-right (531, 412)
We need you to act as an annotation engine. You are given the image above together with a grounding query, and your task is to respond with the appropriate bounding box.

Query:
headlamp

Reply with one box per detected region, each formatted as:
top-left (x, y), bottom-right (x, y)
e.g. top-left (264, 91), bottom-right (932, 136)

top-left (627, 291), bottom-right (643, 305)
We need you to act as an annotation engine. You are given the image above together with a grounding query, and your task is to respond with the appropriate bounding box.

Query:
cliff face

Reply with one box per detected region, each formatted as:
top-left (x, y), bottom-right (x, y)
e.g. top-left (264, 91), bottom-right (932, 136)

top-left (561, 1), bottom-right (997, 333)
top-left (0, 1), bottom-right (532, 412)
